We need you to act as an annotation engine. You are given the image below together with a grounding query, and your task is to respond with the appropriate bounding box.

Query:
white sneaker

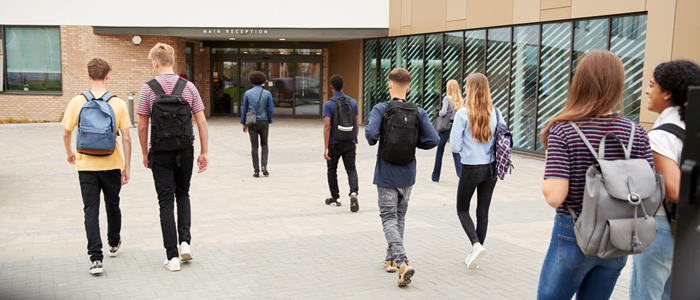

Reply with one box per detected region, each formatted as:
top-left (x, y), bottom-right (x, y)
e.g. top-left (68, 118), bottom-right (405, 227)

top-left (164, 257), bottom-right (180, 271)
top-left (179, 242), bottom-right (193, 261)
top-left (465, 244), bottom-right (486, 270)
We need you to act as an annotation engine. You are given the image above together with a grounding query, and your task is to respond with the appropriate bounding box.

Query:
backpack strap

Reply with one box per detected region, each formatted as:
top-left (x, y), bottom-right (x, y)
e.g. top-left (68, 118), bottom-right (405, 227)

top-left (171, 77), bottom-right (188, 96)
top-left (653, 123), bottom-right (686, 140)
top-left (147, 79), bottom-right (167, 96)
top-left (101, 92), bottom-right (115, 101)
top-left (569, 121), bottom-right (599, 160)
top-left (82, 92), bottom-right (94, 101)
top-left (254, 88), bottom-right (264, 113)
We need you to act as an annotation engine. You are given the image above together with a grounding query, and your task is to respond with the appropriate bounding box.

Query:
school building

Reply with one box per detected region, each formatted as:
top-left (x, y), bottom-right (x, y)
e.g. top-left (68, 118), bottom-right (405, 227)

top-left (1, 0), bottom-right (698, 154)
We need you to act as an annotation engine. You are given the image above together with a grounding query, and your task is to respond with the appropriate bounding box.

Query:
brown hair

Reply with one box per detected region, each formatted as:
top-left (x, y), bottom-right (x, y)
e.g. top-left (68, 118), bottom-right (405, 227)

top-left (87, 57), bottom-right (111, 80)
top-left (388, 68), bottom-right (410, 86)
top-left (148, 42), bottom-right (175, 66)
top-left (446, 79), bottom-right (463, 111)
top-left (465, 73), bottom-right (493, 143)
top-left (540, 50), bottom-right (625, 149)
top-left (248, 71), bottom-right (266, 85)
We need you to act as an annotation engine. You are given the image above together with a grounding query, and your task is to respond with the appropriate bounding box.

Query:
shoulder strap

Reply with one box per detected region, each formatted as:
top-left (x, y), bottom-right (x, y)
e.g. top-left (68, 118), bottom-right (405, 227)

top-left (653, 123), bottom-right (686, 140)
top-left (147, 79), bottom-right (166, 96)
top-left (329, 96), bottom-right (339, 103)
top-left (569, 121), bottom-right (599, 160)
top-left (255, 88), bottom-right (264, 113)
top-left (101, 92), bottom-right (115, 101)
top-left (82, 92), bottom-right (94, 101)
top-left (172, 77), bottom-right (188, 96)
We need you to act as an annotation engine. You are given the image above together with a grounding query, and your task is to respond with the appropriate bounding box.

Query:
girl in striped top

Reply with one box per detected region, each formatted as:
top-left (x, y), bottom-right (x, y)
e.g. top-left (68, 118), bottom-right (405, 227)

top-left (536, 50), bottom-right (654, 300)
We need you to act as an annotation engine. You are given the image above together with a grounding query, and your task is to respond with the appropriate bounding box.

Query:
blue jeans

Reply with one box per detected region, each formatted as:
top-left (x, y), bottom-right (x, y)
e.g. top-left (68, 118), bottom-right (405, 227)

top-left (537, 214), bottom-right (627, 300)
top-left (629, 215), bottom-right (673, 300)
top-left (431, 124), bottom-right (461, 181)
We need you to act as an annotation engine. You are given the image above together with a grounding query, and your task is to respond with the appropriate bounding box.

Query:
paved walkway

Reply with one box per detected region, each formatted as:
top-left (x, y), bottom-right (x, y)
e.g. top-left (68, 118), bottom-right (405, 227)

top-left (0, 118), bottom-right (631, 299)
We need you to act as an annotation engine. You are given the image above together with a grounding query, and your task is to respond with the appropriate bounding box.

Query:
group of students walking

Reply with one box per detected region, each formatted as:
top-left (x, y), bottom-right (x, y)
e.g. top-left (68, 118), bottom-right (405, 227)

top-left (61, 42), bottom-right (696, 298)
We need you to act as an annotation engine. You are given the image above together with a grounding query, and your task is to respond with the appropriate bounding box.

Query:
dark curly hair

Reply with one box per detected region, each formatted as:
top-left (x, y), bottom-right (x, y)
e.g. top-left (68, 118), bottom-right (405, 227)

top-left (653, 60), bottom-right (700, 121)
top-left (330, 74), bottom-right (344, 92)
top-left (248, 71), bottom-right (266, 85)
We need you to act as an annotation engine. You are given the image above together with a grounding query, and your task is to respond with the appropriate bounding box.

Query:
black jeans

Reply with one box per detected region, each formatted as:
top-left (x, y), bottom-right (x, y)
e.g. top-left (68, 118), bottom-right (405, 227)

top-left (248, 120), bottom-right (269, 171)
top-left (456, 162), bottom-right (497, 245)
top-left (327, 142), bottom-right (359, 199)
top-left (151, 146), bottom-right (194, 260)
top-left (78, 170), bottom-right (122, 262)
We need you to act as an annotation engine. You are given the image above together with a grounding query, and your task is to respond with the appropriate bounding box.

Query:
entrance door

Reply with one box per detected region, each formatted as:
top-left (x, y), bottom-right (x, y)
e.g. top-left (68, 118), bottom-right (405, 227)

top-left (211, 61), bottom-right (239, 115)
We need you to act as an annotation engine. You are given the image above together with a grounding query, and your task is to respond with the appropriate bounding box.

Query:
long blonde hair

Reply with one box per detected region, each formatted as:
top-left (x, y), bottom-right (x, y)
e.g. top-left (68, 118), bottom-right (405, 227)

top-left (445, 79), bottom-right (463, 111)
top-left (465, 73), bottom-right (493, 143)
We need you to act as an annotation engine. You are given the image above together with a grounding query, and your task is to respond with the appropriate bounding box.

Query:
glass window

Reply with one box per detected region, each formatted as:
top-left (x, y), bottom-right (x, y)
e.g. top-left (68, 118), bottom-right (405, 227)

top-left (0, 34), bottom-right (4, 92)
top-left (424, 33), bottom-right (442, 120)
top-left (509, 25), bottom-right (539, 150)
top-left (537, 22), bottom-right (572, 151)
top-left (378, 38), bottom-right (395, 104)
top-left (240, 48), bottom-right (293, 55)
top-left (464, 30), bottom-right (486, 98)
top-left (294, 62), bottom-right (321, 115)
top-left (363, 40), bottom-right (377, 122)
top-left (406, 35), bottom-right (424, 104)
top-left (572, 19), bottom-right (608, 75)
top-left (442, 32), bottom-right (462, 99)
top-left (395, 37), bottom-right (406, 69)
top-left (295, 49), bottom-right (322, 55)
top-left (185, 43), bottom-right (194, 61)
top-left (4, 26), bottom-right (61, 92)
top-left (211, 48), bottom-right (239, 54)
top-left (611, 15), bottom-right (647, 123)
top-left (487, 28), bottom-right (511, 121)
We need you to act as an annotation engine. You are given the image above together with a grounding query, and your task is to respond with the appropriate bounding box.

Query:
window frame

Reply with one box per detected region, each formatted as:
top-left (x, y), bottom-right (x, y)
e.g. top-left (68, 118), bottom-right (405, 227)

top-left (1, 25), bottom-right (63, 95)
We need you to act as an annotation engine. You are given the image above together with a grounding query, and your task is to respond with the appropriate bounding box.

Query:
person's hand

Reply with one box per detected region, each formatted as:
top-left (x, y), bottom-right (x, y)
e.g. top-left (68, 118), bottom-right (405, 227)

top-left (197, 153), bottom-right (209, 173)
top-left (66, 152), bottom-right (76, 165)
top-left (143, 155), bottom-right (150, 169)
top-left (324, 148), bottom-right (330, 161)
top-left (121, 169), bottom-right (130, 186)
top-left (242, 125), bottom-right (247, 133)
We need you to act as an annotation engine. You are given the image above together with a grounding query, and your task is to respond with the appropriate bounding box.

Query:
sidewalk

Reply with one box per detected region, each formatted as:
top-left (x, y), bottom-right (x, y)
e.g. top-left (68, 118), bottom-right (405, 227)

top-left (0, 118), bottom-right (631, 299)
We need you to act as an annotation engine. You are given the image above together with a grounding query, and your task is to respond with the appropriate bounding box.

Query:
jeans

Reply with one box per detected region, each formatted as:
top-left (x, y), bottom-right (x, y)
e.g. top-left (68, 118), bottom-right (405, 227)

top-left (537, 214), bottom-right (627, 300)
top-left (151, 146), bottom-right (194, 260)
top-left (630, 215), bottom-right (673, 300)
top-left (79, 170), bottom-right (122, 262)
top-left (327, 142), bottom-right (358, 199)
top-left (431, 124), bottom-right (461, 181)
top-left (377, 185), bottom-right (412, 266)
top-left (456, 163), bottom-right (497, 245)
top-left (248, 120), bottom-right (269, 171)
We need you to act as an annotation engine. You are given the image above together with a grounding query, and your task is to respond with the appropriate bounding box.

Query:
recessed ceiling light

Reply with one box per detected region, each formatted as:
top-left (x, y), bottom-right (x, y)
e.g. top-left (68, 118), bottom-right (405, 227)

top-left (229, 37), bottom-right (236, 40)
top-left (279, 38), bottom-right (286, 41)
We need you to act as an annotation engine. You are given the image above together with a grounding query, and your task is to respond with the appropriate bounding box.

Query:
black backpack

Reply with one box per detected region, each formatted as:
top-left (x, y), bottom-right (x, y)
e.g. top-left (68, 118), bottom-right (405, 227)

top-left (148, 77), bottom-right (194, 152)
top-left (652, 123), bottom-right (686, 235)
top-left (330, 96), bottom-right (357, 142)
top-left (379, 100), bottom-right (420, 164)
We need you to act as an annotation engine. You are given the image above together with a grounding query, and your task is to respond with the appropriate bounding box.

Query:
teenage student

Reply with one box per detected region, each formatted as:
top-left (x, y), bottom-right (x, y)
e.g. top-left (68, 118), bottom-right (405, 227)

top-left (323, 74), bottom-right (360, 211)
top-left (61, 57), bottom-right (132, 275)
top-left (449, 73), bottom-right (505, 270)
top-left (537, 50), bottom-right (654, 299)
top-left (137, 43), bottom-right (209, 272)
top-left (629, 60), bottom-right (700, 300)
top-left (365, 68), bottom-right (439, 287)
top-left (430, 79), bottom-right (462, 182)
top-left (241, 71), bottom-right (274, 178)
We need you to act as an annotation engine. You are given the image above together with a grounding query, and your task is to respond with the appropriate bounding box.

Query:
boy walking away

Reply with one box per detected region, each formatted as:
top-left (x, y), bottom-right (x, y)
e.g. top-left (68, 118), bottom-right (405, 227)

top-left (365, 68), bottom-right (439, 286)
top-left (137, 43), bottom-right (209, 272)
top-left (323, 74), bottom-right (360, 212)
top-left (61, 57), bottom-right (132, 275)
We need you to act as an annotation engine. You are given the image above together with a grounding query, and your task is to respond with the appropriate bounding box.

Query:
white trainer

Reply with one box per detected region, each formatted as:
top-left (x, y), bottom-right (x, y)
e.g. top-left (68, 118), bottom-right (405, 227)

top-left (465, 244), bottom-right (486, 270)
top-left (164, 257), bottom-right (180, 271)
top-left (179, 242), bottom-right (193, 261)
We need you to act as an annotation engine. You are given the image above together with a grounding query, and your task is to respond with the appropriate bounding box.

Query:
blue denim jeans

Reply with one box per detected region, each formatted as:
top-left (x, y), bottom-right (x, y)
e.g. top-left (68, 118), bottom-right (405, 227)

top-left (629, 215), bottom-right (673, 300)
top-left (377, 185), bottom-right (412, 267)
top-left (431, 124), bottom-right (461, 182)
top-left (537, 214), bottom-right (627, 300)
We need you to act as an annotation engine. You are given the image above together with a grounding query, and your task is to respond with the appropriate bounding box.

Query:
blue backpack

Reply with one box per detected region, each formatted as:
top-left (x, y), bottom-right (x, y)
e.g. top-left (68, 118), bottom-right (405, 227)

top-left (76, 92), bottom-right (118, 156)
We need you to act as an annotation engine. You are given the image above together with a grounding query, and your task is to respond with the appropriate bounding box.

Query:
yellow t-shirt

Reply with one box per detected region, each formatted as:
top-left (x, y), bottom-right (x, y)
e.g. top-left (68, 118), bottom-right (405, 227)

top-left (61, 92), bottom-right (132, 171)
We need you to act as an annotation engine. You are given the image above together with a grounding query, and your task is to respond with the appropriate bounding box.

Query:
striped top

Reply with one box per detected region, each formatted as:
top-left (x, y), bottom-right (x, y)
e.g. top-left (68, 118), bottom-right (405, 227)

top-left (136, 74), bottom-right (205, 116)
top-left (543, 115), bottom-right (654, 215)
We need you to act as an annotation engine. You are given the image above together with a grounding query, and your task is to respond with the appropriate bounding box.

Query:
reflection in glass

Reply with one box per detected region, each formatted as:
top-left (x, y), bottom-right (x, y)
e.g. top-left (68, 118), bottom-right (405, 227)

top-left (443, 32), bottom-right (462, 101)
top-left (537, 22), bottom-right (572, 151)
top-left (268, 62), bottom-right (295, 115)
top-left (212, 61), bottom-right (239, 114)
top-left (185, 44), bottom-right (194, 60)
top-left (487, 28), bottom-right (511, 121)
top-left (572, 19), bottom-right (608, 74)
top-left (406, 35), bottom-right (424, 104)
top-left (294, 62), bottom-right (322, 115)
top-left (464, 30), bottom-right (486, 98)
top-left (4, 26), bottom-right (61, 91)
top-left (211, 48), bottom-right (239, 54)
top-left (241, 48), bottom-right (293, 55)
top-left (611, 15), bottom-right (646, 123)
top-left (378, 38), bottom-right (395, 104)
top-left (295, 49), bottom-right (322, 55)
top-left (424, 34), bottom-right (442, 121)
top-left (363, 40), bottom-right (378, 122)
top-left (510, 25), bottom-right (539, 150)
top-left (395, 37), bottom-right (406, 69)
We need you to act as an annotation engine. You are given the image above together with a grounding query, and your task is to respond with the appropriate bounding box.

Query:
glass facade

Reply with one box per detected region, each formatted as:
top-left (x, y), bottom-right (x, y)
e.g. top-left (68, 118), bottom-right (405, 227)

top-left (3, 26), bottom-right (61, 92)
top-left (363, 14), bottom-right (647, 152)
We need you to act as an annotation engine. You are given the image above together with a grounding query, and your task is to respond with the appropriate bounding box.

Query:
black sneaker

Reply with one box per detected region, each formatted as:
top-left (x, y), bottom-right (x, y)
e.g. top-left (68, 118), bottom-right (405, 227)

top-left (108, 240), bottom-right (121, 257)
top-left (325, 197), bottom-right (341, 206)
top-left (350, 193), bottom-right (359, 212)
top-left (261, 166), bottom-right (269, 176)
top-left (89, 260), bottom-right (103, 275)
top-left (253, 171), bottom-right (260, 178)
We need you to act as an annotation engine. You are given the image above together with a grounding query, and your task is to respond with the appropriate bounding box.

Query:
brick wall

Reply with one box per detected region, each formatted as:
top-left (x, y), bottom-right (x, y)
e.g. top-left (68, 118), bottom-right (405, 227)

top-left (0, 25), bottom-right (210, 121)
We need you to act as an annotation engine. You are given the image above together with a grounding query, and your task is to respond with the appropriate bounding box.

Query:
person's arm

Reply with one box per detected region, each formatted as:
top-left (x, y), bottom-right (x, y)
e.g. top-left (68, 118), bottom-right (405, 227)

top-left (194, 111), bottom-right (209, 173)
top-left (365, 106), bottom-right (383, 145)
top-left (323, 117), bottom-right (332, 160)
top-left (541, 126), bottom-right (571, 209)
top-left (62, 129), bottom-right (76, 165)
top-left (138, 115), bottom-right (150, 168)
top-left (543, 178), bottom-right (569, 208)
top-left (241, 92), bottom-right (249, 132)
top-left (450, 110), bottom-right (465, 154)
top-left (120, 129), bottom-right (132, 185)
top-left (439, 97), bottom-right (449, 117)
top-left (267, 91), bottom-right (274, 123)
top-left (653, 151), bottom-right (681, 203)
top-left (417, 109), bottom-right (439, 150)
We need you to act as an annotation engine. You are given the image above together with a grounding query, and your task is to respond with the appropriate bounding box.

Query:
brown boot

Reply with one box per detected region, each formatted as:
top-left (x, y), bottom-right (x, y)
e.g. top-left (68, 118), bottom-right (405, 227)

top-left (397, 261), bottom-right (415, 287)
top-left (382, 259), bottom-right (397, 273)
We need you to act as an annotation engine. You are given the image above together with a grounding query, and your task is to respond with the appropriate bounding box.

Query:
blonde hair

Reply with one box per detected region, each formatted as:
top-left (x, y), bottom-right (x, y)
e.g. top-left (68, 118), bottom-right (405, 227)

top-left (445, 79), bottom-right (463, 111)
top-left (148, 43), bottom-right (175, 66)
top-left (465, 73), bottom-right (493, 143)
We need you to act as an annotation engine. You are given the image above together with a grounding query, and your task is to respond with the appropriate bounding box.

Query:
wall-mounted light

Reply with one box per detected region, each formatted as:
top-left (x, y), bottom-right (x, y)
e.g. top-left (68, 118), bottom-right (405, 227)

top-left (279, 38), bottom-right (286, 41)
top-left (229, 37), bottom-right (236, 40)
top-left (132, 35), bottom-right (142, 46)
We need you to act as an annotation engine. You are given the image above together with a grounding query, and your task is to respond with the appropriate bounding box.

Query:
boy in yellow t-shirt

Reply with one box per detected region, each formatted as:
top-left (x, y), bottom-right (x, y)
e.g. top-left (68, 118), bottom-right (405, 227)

top-left (61, 58), bottom-right (132, 275)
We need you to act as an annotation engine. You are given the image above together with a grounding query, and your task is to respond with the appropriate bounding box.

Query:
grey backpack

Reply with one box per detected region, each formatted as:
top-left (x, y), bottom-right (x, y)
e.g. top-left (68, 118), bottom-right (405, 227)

top-left (566, 121), bottom-right (664, 259)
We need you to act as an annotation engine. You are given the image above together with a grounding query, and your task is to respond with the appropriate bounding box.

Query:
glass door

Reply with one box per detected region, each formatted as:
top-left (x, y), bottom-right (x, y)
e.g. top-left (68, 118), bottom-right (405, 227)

top-left (268, 62), bottom-right (294, 115)
top-left (212, 61), bottom-right (239, 115)
top-left (294, 62), bottom-right (322, 115)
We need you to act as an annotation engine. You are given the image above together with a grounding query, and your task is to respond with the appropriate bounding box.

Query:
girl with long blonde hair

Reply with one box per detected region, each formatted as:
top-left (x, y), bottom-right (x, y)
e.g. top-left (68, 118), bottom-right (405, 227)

top-left (449, 73), bottom-right (505, 270)
top-left (430, 79), bottom-right (463, 182)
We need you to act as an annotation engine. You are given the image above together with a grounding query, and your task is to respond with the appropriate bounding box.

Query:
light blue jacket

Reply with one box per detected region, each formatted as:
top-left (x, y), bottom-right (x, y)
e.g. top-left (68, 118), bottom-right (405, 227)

top-left (240, 86), bottom-right (274, 124)
top-left (450, 107), bottom-right (505, 165)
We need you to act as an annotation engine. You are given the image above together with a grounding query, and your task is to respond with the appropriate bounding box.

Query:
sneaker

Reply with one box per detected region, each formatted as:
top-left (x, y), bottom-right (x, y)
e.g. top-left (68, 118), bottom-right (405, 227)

top-left (429, 177), bottom-right (438, 183)
top-left (465, 244), bottom-right (486, 270)
top-left (397, 261), bottom-right (415, 287)
top-left (179, 242), bottom-right (193, 261)
top-left (164, 257), bottom-right (180, 271)
top-left (108, 240), bottom-right (121, 257)
top-left (325, 197), bottom-right (341, 206)
top-left (261, 166), bottom-right (269, 176)
top-left (382, 260), bottom-right (397, 273)
top-left (253, 171), bottom-right (260, 178)
top-left (89, 260), bottom-right (103, 275)
top-left (350, 193), bottom-right (359, 212)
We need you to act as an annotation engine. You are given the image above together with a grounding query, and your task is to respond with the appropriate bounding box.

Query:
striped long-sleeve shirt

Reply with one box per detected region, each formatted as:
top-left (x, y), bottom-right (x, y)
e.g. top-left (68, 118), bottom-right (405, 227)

top-left (543, 115), bottom-right (654, 215)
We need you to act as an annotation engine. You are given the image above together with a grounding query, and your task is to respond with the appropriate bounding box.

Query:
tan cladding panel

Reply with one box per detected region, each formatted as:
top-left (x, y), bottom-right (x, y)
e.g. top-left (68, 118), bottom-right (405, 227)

top-left (410, 0), bottom-right (448, 34)
top-left (389, 0), bottom-right (402, 36)
top-left (540, 7), bottom-right (571, 21)
top-left (514, 0), bottom-right (541, 24)
top-left (327, 40), bottom-right (364, 106)
top-left (570, 0), bottom-right (646, 18)
top-left (401, 0), bottom-right (412, 26)
top-left (541, 0), bottom-right (571, 10)
top-left (466, 0), bottom-right (514, 28)
top-left (672, 0), bottom-right (700, 62)
top-left (446, 0), bottom-right (467, 21)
